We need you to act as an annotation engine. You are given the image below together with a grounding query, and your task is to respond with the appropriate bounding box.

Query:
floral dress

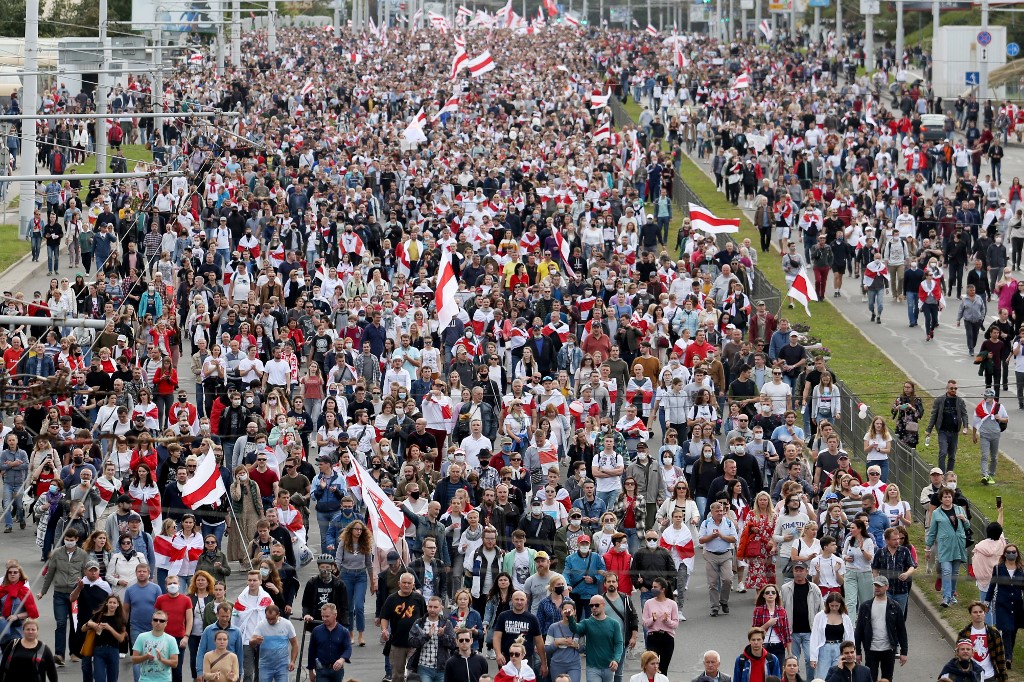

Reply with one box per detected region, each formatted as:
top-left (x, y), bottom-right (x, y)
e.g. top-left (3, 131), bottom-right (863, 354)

top-left (744, 511), bottom-right (777, 592)
top-left (891, 395), bottom-right (924, 448)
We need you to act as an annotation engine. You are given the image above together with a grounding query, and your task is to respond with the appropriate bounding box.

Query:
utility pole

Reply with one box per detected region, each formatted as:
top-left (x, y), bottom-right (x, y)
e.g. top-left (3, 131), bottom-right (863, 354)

top-left (865, 13), bottom-right (874, 72)
top-left (813, 6), bottom-right (820, 42)
top-left (334, 0), bottom-right (341, 36)
top-left (216, 0), bottom-right (226, 75)
top-left (231, 0), bottom-right (241, 67)
top-left (646, 0), bottom-right (651, 31)
top-left (894, 0), bottom-right (904, 68)
top-left (18, 0), bottom-right (38, 238)
top-left (95, 0), bottom-right (109, 174)
top-left (755, 0), bottom-right (762, 40)
top-left (789, 0), bottom-right (795, 39)
top-left (932, 0), bottom-right (939, 43)
top-left (835, 0), bottom-right (841, 41)
top-left (980, 0), bottom-right (990, 102)
top-left (268, 0), bottom-right (277, 52)
top-left (153, 24), bottom-right (163, 115)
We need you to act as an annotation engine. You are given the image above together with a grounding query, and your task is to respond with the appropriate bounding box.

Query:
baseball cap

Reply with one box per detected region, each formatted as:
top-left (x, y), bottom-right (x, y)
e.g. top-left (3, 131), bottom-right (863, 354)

top-left (872, 575), bottom-right (889, 586)
top-left (128, 512), bottom-right (143, 522)
top-left (535, 551), bottom-right (550, 560)
top-left (84, 560), bottom-right (101, 571)
top-left (577, 535), bottom-right (591, 544)
top-left (985, 388), bottom-right (996, 397)
top-left (930, 467), bottom-right (944, 475)
top-left (386, 551), bottom-right (401, 563)
top-left (792, 561), bottom-right (808, 570)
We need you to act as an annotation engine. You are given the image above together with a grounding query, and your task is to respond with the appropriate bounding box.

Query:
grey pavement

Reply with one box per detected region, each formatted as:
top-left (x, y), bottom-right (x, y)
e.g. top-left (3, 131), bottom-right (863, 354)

top-left (685, 137), bottom-right (1024, 478)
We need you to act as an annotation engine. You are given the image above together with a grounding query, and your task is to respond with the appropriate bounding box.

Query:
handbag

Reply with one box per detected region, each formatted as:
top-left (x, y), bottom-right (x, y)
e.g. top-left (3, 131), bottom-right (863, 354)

top-left (80, 628), bottom-right (96, 657)
top-left (904, 420), bottom-right (920, 433)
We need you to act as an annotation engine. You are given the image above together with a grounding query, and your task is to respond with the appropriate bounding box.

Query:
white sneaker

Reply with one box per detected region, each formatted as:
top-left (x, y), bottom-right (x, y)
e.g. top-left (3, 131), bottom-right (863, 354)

top-left (737, 582), bottom-right (747, 593)
top-left (487, 650), bottom-right (495, 660)
top-left (679, 612), bottom-right (687, 621)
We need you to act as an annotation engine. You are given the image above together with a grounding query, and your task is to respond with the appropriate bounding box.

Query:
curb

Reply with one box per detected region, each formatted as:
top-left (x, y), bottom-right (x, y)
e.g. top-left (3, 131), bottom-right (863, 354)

top-left (909, 583), bottom-right (958, 647)
top-left (1, 251), bottom-right (32, 280)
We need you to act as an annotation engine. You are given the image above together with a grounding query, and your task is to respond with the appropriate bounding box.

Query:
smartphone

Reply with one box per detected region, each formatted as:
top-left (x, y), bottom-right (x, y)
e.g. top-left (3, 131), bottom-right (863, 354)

top-left (997, 496), bottom-right (1003, 509)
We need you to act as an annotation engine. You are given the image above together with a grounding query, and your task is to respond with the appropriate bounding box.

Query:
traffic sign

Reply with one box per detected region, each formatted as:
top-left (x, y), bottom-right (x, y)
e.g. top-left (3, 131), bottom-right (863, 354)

top-left (978, 30), bottom-right (992, 46)
top-left (966, 71), bottom-right (980, 86)
top-left (1009, 42), bottom-right (1020, 57)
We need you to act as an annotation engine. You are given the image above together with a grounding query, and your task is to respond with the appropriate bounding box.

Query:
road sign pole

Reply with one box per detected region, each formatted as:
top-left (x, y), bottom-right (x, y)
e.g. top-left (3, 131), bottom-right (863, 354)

top-left (894, 0), bottom-right (903, 67)
top-left (980, 0), bottom-right (990, 102)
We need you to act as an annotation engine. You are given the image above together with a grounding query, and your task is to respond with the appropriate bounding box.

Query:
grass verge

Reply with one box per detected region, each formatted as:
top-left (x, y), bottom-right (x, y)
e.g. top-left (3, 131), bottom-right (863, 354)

top-left (622, 98), bottom-right (1024, 661)
top-left (67, 144), bottom-right (155, 199)
top-left (0, 224), bottom-right (30, 272)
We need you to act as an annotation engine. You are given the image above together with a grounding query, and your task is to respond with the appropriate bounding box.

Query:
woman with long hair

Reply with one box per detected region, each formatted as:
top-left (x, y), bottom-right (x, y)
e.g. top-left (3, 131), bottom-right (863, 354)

top-left (752, 583), bottom-right (791, 663)
top-left (83, 594), bottom-right (126, 682)
top-left (613, 478), bottom-right (646, 554)
top-left (187, 571), bottom-right (216, 679)
top-left (544, 597), bottom-right (581, 682)
top-left (891, 380), bottom-right (924, 449)
top-left (986, 543), bottom-right (1024, 670)
top-left (742, 491), bottom-right (777, 593)
top-left (483, 572), bottom-right (515, 658)
top-left (842, 519), bottom-right (876, 615)
top-left (81, 531), bottom-right (112, 579)
top-left (862, 415), bottom-right (893, 482)
top-left (202, 629), bottom-right (239, 682)
top-left (880, 484), bottom-right (912, 528)
top-left (779, 655), bottom-right (805, 682)
top-left (809, 592), bottom-right (853, 676)
top-left (176, 515), bottom-right (203, 589)
top-left (0, 562), bottom-right (39, 643)
top-left (641, 576), bottom-right (679, 673)
top-left (336, 520), bottom-right (373, 647)
top-left (127, 464), bottom-right (159, 535)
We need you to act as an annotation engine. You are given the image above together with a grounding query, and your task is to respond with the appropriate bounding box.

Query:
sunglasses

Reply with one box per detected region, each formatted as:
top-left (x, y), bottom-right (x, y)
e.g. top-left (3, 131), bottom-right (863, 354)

top-left (510, 653), bottom-right (523, 659)
top-left (763, 590), bottom-right (777, 595)
top-left (152, 618), bottom-right (167, 623)
top-left (457, 638), bottom-right (472, 643)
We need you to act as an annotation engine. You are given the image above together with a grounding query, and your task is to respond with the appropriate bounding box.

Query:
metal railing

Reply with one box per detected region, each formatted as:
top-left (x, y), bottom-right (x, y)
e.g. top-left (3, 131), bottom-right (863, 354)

top-left (609, 94), bottom-right (989, 541)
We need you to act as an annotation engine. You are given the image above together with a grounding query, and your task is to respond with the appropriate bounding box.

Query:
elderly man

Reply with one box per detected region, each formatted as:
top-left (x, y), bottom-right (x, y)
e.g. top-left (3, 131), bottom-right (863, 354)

top-left (692, 650), bottom-right (732, 682)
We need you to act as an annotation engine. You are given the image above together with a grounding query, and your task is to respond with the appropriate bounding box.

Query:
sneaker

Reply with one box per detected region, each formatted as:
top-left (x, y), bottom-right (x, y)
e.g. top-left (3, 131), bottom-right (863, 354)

top-left (710, 607), bottom-right (719, 617)
top-left (737, 582), bottom-right (746, 593)
top-left (679, 612), bottom-right (687, 621)
top-left (3, 528), bottom-right (10, 533)
top-left (18, 520), bottom-right (24, 529)
top-left (983, 477), bottom-right (991, 486)
top-left (69, 655), bottom-right (80, 663)
top-left (54, 656), bottom-right (65, 667)
top-left (487, 650), bottom-right (496, 660)
top-left (951, 596), bottom-right (959, 604)
top-left (720, 602), bottom-right (730, 614)
top-left (870, 313), bottom-right (876, 322)
top-left (941, 601), bottom-right (949, 608)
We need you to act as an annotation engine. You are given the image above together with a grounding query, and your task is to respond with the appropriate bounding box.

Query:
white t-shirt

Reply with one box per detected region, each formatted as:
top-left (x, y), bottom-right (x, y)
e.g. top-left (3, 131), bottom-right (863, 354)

top-left (881, 500), bottom-right (910, 527)
top-left (809, 554), bottom-right (845, 588)
top-left (592, 452), bottom-right (624, 493)
top-left (265, 358), bottom-right (291, 386)
top-left (970, 625), bottom-right (997, 680)
top-left (761, 381), bottom-right (792, 415)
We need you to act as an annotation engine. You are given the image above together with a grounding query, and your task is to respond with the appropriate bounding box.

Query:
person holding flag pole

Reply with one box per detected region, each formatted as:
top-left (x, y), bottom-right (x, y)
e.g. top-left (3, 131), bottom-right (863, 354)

top-left (863, 251), bottom-right (891, 324)
top-left (184, 452), bottom-right (253, 572)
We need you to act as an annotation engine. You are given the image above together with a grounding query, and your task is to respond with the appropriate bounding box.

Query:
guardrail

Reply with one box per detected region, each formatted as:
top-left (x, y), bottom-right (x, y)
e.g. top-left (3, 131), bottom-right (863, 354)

top-left (608, 94), bottom-right (989, 542)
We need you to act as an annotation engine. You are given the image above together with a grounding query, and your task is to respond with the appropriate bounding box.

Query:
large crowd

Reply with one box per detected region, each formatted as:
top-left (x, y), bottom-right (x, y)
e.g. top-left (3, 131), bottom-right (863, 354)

top-left (0, 16), bottom-right (1020, 682)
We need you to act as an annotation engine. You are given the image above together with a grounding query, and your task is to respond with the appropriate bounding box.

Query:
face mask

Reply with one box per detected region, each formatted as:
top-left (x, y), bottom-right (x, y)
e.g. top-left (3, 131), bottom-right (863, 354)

top-left (578, 546), bottom-right (590, 556)
top-left (617, 542), bottom-right (628, 552)
top-left (753, 433), bottom-right (763, 441)
top-left (272, 554), bottom-right (284, 563)
top-left (410, 491), bottom-right (421, 500)
top-left (64, 539), bottom-right (77, 549)
top-left (603, 523), bottom-right (614, 533)
top-left (946, 482), bottom-right (957, 490)
top-left (637, 452), bottom-right (648, 462)
top-left (554, 585), bottom-right (565, 595)
top-left (761, 405), bottom-right (772, 413)
top-left (647, 539), bottom-right (658, 549)
top-left (455, 455), bottom-right (466, 463)
top-left (166, 583), bottom-right (180, 595)
top-left (238, 474), bottom-right (248, 482)
top-left (232, 400), bottom-right (241, 407)
top-left (1008, 552), bottom-right (1019, 561)
top-left (395, 408), bottom-right (405, 416)
top-left (399, 392), bottom-right (408, 399)
top-left (371, 461), bottom-right (382, 469)
top-left (663, 457), bottom-right (673, 466)
top-left (245, 398), bottom-right (254, 406)
top-left (269, 399), bottom-right (277, 405)
top-left (703, 451), bottom-right (713, 459)
top-left (569, 519), bottom-right (581, 528)
top-left (49, 485), bottom-right (59, 494)
top-left (73, 456), bottom-right (83, 465)
top-left (259, 568), bottom-right (270, 579)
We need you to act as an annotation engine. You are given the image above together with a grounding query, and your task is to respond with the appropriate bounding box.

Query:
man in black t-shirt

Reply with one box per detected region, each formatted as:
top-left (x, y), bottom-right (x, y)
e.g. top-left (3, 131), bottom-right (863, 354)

top-left (492, 590), bottom-right (546, 671)
top-left (380, 573), bottom-right (427, 682)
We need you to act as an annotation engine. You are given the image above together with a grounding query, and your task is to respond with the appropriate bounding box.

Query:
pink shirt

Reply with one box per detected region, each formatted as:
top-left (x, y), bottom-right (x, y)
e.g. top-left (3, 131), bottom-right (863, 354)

top-left (641, 597), bottom-right (679, 633)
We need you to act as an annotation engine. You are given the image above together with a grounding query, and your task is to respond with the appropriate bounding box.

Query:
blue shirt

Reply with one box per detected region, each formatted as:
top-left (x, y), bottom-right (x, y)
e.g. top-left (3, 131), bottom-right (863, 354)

top-left (196, 622), bottom-right (244, 680)
top-left (699, 516), bottom-right (738, 553)
top-left (124, 581), bottom-right (163, 634)
top-left (307, 623), bottom-right (352, 670)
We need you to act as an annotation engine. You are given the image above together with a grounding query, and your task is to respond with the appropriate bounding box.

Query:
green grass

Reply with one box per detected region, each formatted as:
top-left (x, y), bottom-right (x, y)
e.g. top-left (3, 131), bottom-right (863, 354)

top-left (623, 98), bottom-right (1024, 660)
top-left (67, 144), bottom-right (155, 199)
top-left (0, 224), bottom-right (30, 272)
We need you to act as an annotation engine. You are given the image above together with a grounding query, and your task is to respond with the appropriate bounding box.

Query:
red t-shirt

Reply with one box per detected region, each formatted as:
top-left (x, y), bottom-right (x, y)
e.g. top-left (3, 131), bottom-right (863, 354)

top-left (249, 467), bottom-right (280, 497)
top-left (154, 593), bottom-right (191, 638)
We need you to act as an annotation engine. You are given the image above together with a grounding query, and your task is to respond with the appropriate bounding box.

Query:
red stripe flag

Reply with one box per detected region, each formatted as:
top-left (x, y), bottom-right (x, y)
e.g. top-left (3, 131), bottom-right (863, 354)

top-left (467, 51), bottom-right (496, 77)
top-left (787, 266), bottom-right (817, 316)
top-left (181, 453), bottom-right (226, 509)
top-left (688, 202), bottom-right (740, 234)
top-left (554, 230), bottom-right (575, 278)
top-left (352, 459), bottom-right (410, 550)
top-left (646, 24), bottom-right (659, 36)
top-left (564, 13), bottom-right (580, 26)
top-left (435, 248), bottom-right (459, 331)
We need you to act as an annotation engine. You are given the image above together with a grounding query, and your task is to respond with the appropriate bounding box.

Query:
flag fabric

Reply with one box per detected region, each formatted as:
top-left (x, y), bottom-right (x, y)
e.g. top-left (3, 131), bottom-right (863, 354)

top-left (862, 260), bottom-right (890, 289)
top-left (788, 266), bottom-right (818, 315)
top-left (128, 483), bottom-right (161, 526)
top-left (436, 248), bottom-right (459, 331)
top-left (181, 453), bottom-right (226, 509)
top-left (433, 94), bottom-right (460, 120)
top-left (467, 51), bottom-right (496, 77)
top-left (659, 523), bottom-right (695, 572)
top-left (732, 72), bottom-right (750, 89)
top-left (646, 24), bottom-right (659, 37)
top-left (564, 13), bottom-right (580, 26)
top-left (346, 53), bottom-right (363, 64)
top-left (688, 203), bottom-right (740, 234)
top-left (154, 532), bottom-right (203, 575)
top-left (554, 230), bottom-right (575, 278)
top-left (450, 50), bottom-right (468, 80)
top-left (189, 53), bottom-right (204, 65)
top-left (673, 43), bottom-right (686, 69)
top-left (353, 459), bottom-right (411, 550)
top-left (865, 98), bottom-right (877, 127)
top-left (94, 476), bottom-right (123, 518)
top-left (590, 89), bottom-right (610, 108)
top-left (542, 0), bottom-right (558, 15)
top-left (301, 79), bottom-right (315, 96)
top-left (759, 19), bottom-right (773, 41)
top-left (592, 120), bottom-right (610, 143)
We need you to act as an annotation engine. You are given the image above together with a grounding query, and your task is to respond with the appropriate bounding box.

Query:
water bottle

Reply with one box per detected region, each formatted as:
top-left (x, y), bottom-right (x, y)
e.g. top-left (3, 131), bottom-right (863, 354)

top-left (925, 434), bottom-right (931, 447)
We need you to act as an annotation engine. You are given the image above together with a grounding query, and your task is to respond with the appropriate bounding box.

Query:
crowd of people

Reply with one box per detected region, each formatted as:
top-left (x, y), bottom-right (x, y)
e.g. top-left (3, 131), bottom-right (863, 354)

top-left (0, 15), bottom-right (1019, 682)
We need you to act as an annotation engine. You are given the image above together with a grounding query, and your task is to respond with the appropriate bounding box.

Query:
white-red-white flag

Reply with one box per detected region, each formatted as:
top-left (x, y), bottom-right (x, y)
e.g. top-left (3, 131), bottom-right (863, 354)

top-left (301, 79), bottom-right (315, 96)
top-left (436, 248), bottom-right (459, 331)
top-left (432, 94), bottom-right (460, 120)
top-left (564, 13), bottom-right (580, 26)
top-left (467, 51), bottom-right (496, 77)
top-left (732, 72), bottom-right (750, 89)
top-left (646, 24), bottom-right (658, 37)
top-left (353, 459), bottom-right (409, 550)
top-left (688, 203), bottom-right (740, 234)
top-left (759, 19), bottom-right (773, 41)
top-left (182, 453), bottom-right (226, 509)
top-left (788, 266), bottom-right (818, 316)
top-left (554, 230), bottom-right (575, 278)
top-left (189, 53), bottom-right (204, 65)
top-left (346, 52), bottom-right (363, 64)
top-left (450, 49), bottom-right (468, 80)
top-left (591, 89), bottom-right (610, 108)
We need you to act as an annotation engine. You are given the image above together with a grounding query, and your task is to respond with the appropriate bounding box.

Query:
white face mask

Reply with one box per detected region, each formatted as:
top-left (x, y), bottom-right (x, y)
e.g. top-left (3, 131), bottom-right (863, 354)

top-left (603, 524), bottom-right (614, 533)
top-left (646, 539), bottom-right (658, 549)
top-left (578, 546), bottom-right (590, 556)
top-left (166, 583), bottom-right (180, 595)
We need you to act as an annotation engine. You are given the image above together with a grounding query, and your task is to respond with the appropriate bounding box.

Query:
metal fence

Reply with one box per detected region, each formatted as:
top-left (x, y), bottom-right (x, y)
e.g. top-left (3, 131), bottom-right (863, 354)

top-left (609, 94), bottom-right (989, 540)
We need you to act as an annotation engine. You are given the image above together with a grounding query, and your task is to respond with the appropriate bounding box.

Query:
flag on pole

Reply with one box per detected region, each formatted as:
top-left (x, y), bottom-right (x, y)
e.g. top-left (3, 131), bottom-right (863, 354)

top-left (646, 24), bottom-right (659, 37)
top-left (182, 453), bottom-right (227, 509)
top-left (564, 13), bottom-right (580, 26)
top-left (188, 53), bottom-right (204, 65)
top-left (554, 230), bottom-right (575, 278)
top-left (732, 72), bottom-right (750, 89)
top-left (353, 459), bottom-right (411, 550)
top-left (436, 249), bottom-right (459, 331)
top-left (450, 49), bottom-right (468, 80)
top-left (432, 93), bottom-right (460, 120)
top-left (345, 52), bottom-right (363, 64)
top-left (788, 266), bottom-right (818, 316)
top-left (590, 88), bottom-right (610, 108)
top-left (301, 79), bottom-right (315, 96)
top-left (467, 51), bottom-right (496, 77)
top-left (688, 203), bottom-right (740, 234)
top-left (759, 19), bottom-right (773, 41)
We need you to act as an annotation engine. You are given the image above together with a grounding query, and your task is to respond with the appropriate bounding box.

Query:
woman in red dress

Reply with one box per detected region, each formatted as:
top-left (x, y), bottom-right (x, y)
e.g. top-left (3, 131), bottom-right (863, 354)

top-left (743, 490), bottom-right (777, 593)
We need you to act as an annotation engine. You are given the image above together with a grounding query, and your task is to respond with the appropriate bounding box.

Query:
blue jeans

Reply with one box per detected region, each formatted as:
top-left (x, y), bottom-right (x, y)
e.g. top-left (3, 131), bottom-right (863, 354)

top-left (202, 521), bottom-right (226, 547)
top-left (416, 667), bottom-right (444, 682)
top-left (586, 666), bottom-right (615, 682)
top-left (316, 511), bottom-right (335, 553)
top-left (596, 490), bottom-right (618, 510)
top-left (890, 591), bottom-right (909, 617)
top-left (340, 569), bottom-right (368, 633)
top-left (815, 642), bottom-right (841, 678)
top-left (47, 243), bottom-right (60, 272)
top-left (30, 234), bottom-right (41, 260)
top-left (868, 288), bottom-right (885, 316)
top-left (791, 632), bottom-right (814, 680)
top-left (870, 459), bottom-right (890, 482)
top-left (3, 481), bottom-right (23, 528)
top-left (93, 645), bottom-right (120, 682)
top-left (131, 628), bottom-right (143, 682)
top-left (53, 590), bottom-right (72, 657)
top-left (258, 659), bottom-right (289, 682)
top-left (941, 560), bottom-right (962, 603)
top-left (906, 293), bottom-right (920, 326)
top-left (695, 497), bottom-right (707, 519)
